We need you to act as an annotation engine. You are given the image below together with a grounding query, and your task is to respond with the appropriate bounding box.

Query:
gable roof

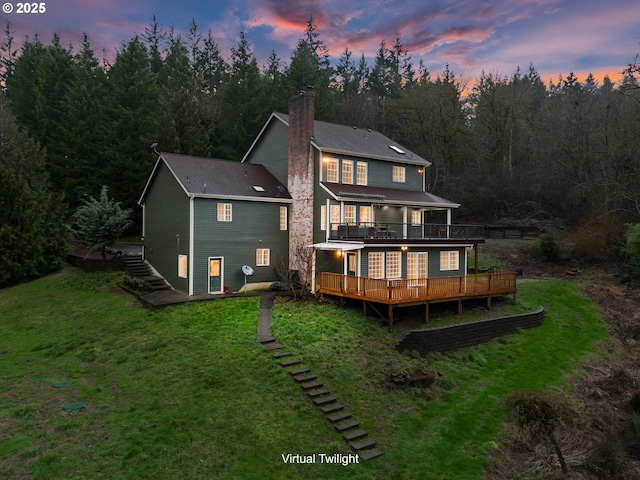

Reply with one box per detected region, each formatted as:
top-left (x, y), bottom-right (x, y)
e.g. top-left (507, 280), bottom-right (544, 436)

top-left (320, 182), bottom-right (459, 208)
top-left (139, 152), bottom-right (291, 204)
top-left (243, 112), bottom-right (431, 166)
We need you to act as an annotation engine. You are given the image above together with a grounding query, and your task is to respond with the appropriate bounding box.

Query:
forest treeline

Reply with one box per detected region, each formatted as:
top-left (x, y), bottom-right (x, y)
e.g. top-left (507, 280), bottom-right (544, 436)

top-left (1, 17), bottom-right (640, 268)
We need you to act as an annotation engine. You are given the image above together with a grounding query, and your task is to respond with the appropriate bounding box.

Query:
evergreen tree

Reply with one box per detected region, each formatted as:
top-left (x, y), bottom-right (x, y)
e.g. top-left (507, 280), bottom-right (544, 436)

top-left (143, 14), bottom-right (166, 75)
top-left (219, 31), bottom-right (265, 158)
top-left (72, 185), bottom-right (132, 260)
top-left (104, 36), bottom-right (160, 226)
top-left (0, 21), bottom-right (17, 90)
top-left (0, 97), bottom-right (68, 287)
top-left (157, 36), bottom-right (207, 155)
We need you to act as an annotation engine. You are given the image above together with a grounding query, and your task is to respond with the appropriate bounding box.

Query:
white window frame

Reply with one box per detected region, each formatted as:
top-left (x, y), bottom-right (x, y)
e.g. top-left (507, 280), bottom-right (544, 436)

top-left (386, 252), bottom-right (402, 279)
top-left (356, 161), bottom-right (368, 185)
top-left (411, 210), bottom-right (422, 226)
top-left (368, 252), bottom-right (384, 279)
top-left (320, 205), bottom-right (326, 231)
top-left (440, 250), bottom-right (459, 271)
top-left (359, 206), bottom-right (372, 226)
top-left (407, 252), bottom-right (428, 282)
top-left (280, 206), bottom-right (287, 231)
top-left (256, 248), bottom-right (270, 267)
top-left (178, 254), bottom-right (188, 278)
top-left (217, 203), bottom-right (232, 222)
top-left (344, 205), bottom-right (356, 224)
top-left (392, 166), bottom-right (406, 183)
top-left (330, 205), bottom-right (340, 230)
top-left (342, 160), bottom-right (354, 184)
top-left (326, 158), bottom-right (339, 183)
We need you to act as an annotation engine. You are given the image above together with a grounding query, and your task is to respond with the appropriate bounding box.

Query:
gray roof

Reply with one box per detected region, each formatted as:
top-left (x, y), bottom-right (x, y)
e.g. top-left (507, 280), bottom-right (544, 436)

top-left (321, 182), bottom-right (459, 208)
top-left (140, 152), bottom-right (291, 202)
top-left (273, 113), bottom-right (430, 166)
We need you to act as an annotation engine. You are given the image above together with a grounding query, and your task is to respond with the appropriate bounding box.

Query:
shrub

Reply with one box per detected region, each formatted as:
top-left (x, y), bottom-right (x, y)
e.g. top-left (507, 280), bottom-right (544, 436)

top-left (534, 232), bottom-right (573, 261)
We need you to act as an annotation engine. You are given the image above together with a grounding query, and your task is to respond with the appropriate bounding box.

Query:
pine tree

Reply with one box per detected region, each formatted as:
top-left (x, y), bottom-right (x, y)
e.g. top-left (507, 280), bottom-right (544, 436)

top-left (0, 97), bottom-right (68, 287)
top-left (72, 186), bottom-right (132, 261)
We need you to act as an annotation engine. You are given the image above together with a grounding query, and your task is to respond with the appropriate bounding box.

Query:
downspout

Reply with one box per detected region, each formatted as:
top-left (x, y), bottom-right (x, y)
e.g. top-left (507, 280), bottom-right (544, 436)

top-left (189, 196), bottom-right (194, 296)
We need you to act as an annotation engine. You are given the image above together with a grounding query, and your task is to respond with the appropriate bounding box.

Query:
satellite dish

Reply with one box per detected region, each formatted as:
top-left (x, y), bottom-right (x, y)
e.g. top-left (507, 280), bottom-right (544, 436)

top-left (242, 265), bottom-right (254, 276)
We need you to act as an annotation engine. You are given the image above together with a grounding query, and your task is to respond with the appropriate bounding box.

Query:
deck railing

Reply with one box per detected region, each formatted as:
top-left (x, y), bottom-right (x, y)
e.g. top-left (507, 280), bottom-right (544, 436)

top-left (330, 223), bottom-right (484, 241)
top-left (316, 271), bottom-right (517, 304)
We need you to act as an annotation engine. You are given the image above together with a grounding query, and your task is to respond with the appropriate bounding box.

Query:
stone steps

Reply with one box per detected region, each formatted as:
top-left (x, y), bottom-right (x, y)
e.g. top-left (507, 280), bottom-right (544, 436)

top-left (259, 299), bottom-right (384, 461)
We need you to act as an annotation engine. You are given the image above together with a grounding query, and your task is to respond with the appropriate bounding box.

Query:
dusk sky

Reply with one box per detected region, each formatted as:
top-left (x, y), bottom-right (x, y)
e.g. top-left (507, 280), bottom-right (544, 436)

top-left (2, 0), bottom-right (639, 85)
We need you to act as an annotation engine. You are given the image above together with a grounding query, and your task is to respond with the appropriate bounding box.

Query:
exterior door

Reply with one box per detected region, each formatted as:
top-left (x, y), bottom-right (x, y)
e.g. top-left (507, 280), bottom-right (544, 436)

top-left (346, 251), bottom-right (357, 276)
top-left (208, 257), bottom-right (223, 294)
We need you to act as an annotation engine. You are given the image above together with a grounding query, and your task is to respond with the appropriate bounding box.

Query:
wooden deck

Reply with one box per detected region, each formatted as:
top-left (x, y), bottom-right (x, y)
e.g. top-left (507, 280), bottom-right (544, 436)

top-left (315, 272), bottom-right (517, 330)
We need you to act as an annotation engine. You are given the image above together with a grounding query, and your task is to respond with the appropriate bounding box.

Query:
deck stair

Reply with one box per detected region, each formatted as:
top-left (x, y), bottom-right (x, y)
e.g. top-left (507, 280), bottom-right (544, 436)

top-left (121, 255), bottom-right (171, 291)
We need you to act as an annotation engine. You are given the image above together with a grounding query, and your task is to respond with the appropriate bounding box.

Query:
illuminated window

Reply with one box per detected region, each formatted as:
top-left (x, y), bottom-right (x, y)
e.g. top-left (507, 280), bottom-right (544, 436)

top-left (386, 252), bottom-right (401, 278)
top-left (407, 253), bottom-right (428, 281)
top-left (280, 206), bottom-right (287, 230)
top-left (344, 205), bottom-right (356, 224)
top-left (330, 205), bottom-right (340, 230)
top-left (326, 158), bottom-right (339, 183)
top-left (320, 205), bottom-right (326, 230)
top-left (256, 248), bottom-right (270, 266)
top-left (359, 206), bottom-right (372, 226)
top-left (356, 162), bottom-right (368, 185)
top-left (440, 251), bottom-right (459, 271)
top-left (411, 210), bottom-right (421, 225)
top-left (368, 252), bottom-right (384, 279)
top-left (178, 255), bottom-right (187, 278)
top-left (217, 203), bottom-right (232, 221)
top-left (392, 166), bottom-right (406, 183)
top-left (342, 160), bottom-right (353, 184)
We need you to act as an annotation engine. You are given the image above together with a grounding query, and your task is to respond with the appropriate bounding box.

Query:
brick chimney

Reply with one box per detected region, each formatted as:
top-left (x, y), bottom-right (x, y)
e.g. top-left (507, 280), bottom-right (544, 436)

top-left (287, 87), bottom-right (315, 282)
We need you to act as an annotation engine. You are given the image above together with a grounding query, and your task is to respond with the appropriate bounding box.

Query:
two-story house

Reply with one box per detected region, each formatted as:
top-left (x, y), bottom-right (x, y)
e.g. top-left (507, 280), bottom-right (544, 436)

top-left (140, 88), bottom-right (515, 325)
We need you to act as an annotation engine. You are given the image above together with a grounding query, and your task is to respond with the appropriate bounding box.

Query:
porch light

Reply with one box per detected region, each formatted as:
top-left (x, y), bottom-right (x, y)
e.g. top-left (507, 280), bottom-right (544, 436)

top-left (401, 246), bottom-right (408, 251)
top-left (337, 250), bottom-right (343, 258)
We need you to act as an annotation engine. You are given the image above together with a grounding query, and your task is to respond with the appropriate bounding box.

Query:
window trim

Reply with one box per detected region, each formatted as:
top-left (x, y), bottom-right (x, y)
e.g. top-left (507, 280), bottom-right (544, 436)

top-left (392, 165), bottom-right (406, 183)
top-left (326, 158), bottom-right (339, 183)
top-left (356, 161), bottom-right (368, 186)
top-left (217, 203), bottom-right (232, 222)
top-left (386, 251), bottom-right (402, 279)
top-left (368, 252), bottom-right (384, 279)
top-left (178, 254), bottom-right (188, 278)
top-left (411, 210), bottom-right (422, 226)
top-left (342, 159), bottom-right (354, 184)
top-left (279, 206), bottom-right (288, 231)
top-left (440, 250), bottom-right (459, 271)
top-left (256, 248), bottom-right (270, 267)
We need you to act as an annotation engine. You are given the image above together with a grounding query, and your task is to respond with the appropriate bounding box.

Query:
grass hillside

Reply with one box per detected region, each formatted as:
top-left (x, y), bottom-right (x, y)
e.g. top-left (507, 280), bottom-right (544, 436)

top-left (0, 267), bottom-right (608, 479)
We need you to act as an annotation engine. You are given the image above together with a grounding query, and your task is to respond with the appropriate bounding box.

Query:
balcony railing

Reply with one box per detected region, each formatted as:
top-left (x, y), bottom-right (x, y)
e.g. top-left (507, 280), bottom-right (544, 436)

top-left (330, 223), bottom-right (484, 241)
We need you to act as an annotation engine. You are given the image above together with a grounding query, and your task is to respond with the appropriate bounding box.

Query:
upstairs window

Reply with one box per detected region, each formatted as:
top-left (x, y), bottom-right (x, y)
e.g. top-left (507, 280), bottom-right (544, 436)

top-left (342, 160), bottom-right (354, 184)
top-left (411, 210), bottom-right (422, 226)
top-left (217, 203), bottom-right (232, 221)
top-left (356, 161), bottom-right (368, 185)
top-left (330, 205), bottom-right (341, 230)
top-left (359, 206), bottom-right (372, 226)
top-left (344, 205), bottom-right (356, 224)
top-left (392, 166), bottom-right (406, 183)
top-left (326, 158), bottom-right (339, 183)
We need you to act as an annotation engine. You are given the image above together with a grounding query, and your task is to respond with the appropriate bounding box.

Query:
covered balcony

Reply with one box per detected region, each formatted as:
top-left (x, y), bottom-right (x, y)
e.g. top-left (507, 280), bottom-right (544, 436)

top-left (330, 223), bottom-right (485, 241)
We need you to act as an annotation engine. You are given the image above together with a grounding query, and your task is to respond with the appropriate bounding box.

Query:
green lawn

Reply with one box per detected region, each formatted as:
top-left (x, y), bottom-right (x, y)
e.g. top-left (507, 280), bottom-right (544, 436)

top-left (0, 268), bottom-right (608, 479)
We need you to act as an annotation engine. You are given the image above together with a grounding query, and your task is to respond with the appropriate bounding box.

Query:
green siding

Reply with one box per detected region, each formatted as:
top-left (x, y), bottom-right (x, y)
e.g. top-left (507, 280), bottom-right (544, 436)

top-left (142, 162), bottom-right (190, 293)
top-left (244, 120), bottom-right (289, 185)
top-left (192, 198), bottom-right (289, 293)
